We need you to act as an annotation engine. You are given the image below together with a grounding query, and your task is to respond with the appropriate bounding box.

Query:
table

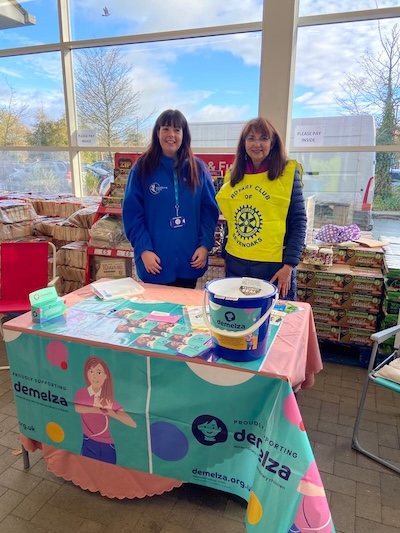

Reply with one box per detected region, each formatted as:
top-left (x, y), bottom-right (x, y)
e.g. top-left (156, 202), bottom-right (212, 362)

top-left (4, 283), bottom-right (334, 533)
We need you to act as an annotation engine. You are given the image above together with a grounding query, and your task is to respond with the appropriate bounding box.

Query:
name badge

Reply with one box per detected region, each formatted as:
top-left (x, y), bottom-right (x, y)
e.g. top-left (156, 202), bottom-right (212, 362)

top-left (170, 216), bottom-right (186, 229)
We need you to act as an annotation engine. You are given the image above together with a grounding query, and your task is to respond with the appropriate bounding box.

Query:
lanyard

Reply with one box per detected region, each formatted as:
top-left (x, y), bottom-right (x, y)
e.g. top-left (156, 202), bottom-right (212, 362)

top-left (173, 169), bottom-right (180, 217)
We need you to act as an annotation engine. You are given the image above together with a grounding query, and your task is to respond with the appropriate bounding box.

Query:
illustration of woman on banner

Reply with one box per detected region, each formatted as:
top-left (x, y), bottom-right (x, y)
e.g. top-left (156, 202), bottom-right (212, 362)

top-left (74, 356), bottom-right (137, 464)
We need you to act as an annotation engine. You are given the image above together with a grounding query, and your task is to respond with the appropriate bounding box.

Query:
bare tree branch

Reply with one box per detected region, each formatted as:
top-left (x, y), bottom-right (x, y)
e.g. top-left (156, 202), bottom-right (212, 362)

top-left (74, 47), bottom-right (155, 147)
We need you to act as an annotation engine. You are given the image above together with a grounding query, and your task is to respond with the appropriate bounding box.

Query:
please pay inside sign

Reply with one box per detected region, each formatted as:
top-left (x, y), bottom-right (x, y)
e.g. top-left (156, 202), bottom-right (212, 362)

top-left (294, 125), bottom-right (325, 147)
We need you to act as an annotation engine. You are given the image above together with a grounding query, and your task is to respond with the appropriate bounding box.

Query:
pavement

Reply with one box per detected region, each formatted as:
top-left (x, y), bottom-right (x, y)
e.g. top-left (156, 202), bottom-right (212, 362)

top-left (372, 211), bottom-right (400, 219)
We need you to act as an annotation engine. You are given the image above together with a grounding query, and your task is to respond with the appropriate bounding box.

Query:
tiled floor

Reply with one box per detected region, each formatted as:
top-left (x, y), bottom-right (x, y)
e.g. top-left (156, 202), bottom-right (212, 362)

top-left (0, 340), bottom-right (399, 533)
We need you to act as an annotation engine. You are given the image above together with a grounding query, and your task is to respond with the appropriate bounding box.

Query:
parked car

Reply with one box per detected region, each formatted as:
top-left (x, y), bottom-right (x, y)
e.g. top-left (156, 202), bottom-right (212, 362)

top-left (0, 161), bottom-right (25, 185)
top-left (98, 175), bottom-right (113, 196)
top-left (83, 165), bottom-right (113, 194)
top-left (390, 168), bottom-right (400, 181)
top-left (9, 160), bottom-right (71, 193)
top-left (90, 160), bottom-right (113, 173)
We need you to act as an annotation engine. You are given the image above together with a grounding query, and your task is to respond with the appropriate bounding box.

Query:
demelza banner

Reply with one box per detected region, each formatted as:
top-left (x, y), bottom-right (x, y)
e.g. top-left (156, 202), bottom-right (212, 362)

top-left (7, 334), bottom-right (335, 533)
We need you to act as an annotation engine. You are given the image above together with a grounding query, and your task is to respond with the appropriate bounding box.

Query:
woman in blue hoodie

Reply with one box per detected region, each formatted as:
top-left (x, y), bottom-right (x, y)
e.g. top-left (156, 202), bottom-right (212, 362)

top-left (123, 109), bottom-right (219, 289)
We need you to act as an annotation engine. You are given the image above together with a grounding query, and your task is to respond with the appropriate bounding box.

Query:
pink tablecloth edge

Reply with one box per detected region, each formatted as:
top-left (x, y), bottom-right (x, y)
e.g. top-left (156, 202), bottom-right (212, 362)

top-left (20, 435), bottom-right (184, 500)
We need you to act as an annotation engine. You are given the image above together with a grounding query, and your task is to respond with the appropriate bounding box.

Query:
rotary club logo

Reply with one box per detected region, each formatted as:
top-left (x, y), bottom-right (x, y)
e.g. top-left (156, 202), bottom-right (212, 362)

top-left (234, 205), bottom-right (262, 239)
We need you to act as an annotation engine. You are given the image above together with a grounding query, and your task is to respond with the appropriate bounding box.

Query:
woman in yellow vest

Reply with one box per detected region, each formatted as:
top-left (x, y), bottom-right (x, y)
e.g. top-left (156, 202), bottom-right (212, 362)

top-left (216, 117), bottom-right (307, 300)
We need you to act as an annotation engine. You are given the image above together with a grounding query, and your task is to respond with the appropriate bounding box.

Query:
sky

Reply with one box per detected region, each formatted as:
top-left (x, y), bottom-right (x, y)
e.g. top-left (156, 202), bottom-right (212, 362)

top-left (0, 0), bottom-right (400, 127)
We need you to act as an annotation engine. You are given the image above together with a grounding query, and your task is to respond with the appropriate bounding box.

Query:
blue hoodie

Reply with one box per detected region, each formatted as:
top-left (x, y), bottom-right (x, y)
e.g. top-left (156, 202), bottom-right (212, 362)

top-left (123, 155), bottom-right (219, 284)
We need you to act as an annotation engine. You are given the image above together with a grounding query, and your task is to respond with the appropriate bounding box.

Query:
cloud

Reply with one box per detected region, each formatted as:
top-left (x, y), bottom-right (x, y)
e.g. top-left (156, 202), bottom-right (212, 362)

top-left (72, 0), bottom-right (263, 32)
top-left (294, 18), bottom-right (398, 115)
top-left (294, 92), bottom-right (314, 104)
top-left (299, 0), bottom-right (399, 16)
top-left (188, 104), bottom-right (250, 122)
top-left (0, 67), bottom-right (23, 79)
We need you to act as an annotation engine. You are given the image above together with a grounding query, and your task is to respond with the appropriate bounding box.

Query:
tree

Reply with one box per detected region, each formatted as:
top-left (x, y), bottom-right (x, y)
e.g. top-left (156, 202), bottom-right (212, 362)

top-left (0, 77), bottom-right (30, 146)
top-left (74, 47), bottom-right (154, 149)
top-left (335, 23), bottom-right (400, 200)
top-left (28, 107), bottom-right (68, 147)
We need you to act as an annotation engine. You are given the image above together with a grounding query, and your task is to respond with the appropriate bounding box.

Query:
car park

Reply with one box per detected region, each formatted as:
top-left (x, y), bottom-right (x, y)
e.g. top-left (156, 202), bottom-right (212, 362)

top-left (9, 160), bottom-right (71, 193)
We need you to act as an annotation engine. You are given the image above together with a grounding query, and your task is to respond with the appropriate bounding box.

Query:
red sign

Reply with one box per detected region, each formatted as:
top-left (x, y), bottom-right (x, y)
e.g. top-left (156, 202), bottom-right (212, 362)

top-left (195, 154), bottom-right (235, 175)
top-left (115, 153), bottom-right (235, 176)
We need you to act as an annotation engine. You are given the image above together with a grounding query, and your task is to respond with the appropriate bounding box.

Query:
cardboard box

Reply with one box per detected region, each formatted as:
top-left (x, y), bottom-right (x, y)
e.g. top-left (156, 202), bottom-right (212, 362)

top-left (302, 243), bottom-right (384, 269)
top-left (315, 323), bottom-right (340, 342)
top-left (382, 290), bottom-right (400, 314)
top-left (384, 277), bottom-right (400, 291)
top-left (380, 309), bottom-right (400, 329)
top-left (114, 168), bottom-right (130, 178)
top-left (114, 152), bottom-right (140, 171)
top-left (313, 307), bottom-right (378, 331)
top-left (297, 287), bottom-right (382, 313)
top-left (93, 257), bottom-right (127, 279)
top-left (383, 255), bottom-right (400, 277)
top-left (296, 263), bottom-right (383, 295)
top-left (101, 196), bottom-right (124, 208)
top-left (332, 246), bottom-right (384, 269)
top-left (30, 287), bottom-right (66, 323)
top-left (338, 327), bottom-right (375, 346)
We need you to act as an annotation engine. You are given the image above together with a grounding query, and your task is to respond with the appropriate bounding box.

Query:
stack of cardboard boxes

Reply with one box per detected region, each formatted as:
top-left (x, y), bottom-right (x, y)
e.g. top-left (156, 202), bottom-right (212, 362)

top-left (378, 237), bottom-right (400, 353)
top-left (297, 240), bottom-right (385, 349)
top-left (85, 153), bottom-right (135, 284)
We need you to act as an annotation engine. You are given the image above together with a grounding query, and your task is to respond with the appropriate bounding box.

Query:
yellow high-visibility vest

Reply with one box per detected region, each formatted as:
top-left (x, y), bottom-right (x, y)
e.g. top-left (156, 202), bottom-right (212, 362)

top-left (217, 160), bottom-right (296, 262)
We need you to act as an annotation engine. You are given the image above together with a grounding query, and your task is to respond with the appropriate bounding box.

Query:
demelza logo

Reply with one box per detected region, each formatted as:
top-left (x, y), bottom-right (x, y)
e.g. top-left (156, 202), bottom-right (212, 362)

top-left (192, 415), bottom-right (228, 446)
top-left (149, 182), bottom-right (168, 195)
top-left (193, 413), bottom-right (294, 481)
top-left (14, 381), bottom-right (68, 406)
top-left (216, 310), bottom-right (245, 330)
top-left (234, 428), bottom-right (293, 480)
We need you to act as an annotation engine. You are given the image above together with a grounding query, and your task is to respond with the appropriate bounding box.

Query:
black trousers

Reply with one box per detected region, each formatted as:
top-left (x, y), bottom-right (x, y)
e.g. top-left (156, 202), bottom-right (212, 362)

top-left (167, 278), bottom-right (197, 289)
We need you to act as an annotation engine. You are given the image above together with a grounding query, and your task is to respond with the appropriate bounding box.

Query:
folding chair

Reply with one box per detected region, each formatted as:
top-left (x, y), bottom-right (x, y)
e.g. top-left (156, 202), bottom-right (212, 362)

top-left (0, 241), bottom-right (58, 370)
top-left (352, 324), bottom-right (400, 474)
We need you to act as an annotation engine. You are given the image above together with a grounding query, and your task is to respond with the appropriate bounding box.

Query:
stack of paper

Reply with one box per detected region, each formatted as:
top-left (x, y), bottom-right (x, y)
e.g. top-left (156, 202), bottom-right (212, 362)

top-left (90, 277), bottom-right (144, 300)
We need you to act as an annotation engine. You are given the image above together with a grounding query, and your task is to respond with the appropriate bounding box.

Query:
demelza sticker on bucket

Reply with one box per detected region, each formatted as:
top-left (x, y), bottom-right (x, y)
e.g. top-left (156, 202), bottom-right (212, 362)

top-left (202, 277), bottom-right (278, 362)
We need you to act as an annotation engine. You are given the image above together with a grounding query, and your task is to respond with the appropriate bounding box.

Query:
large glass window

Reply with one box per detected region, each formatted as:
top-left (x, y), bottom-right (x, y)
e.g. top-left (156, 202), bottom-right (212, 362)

top-left (0, 150), bottom-right (71, 194)
top-left (0, 1), bottom-right (60, 49)
top-left (294, 18), bottom-right (400, 123)
top-left (299, 0), bottom-right (400, 17)
top-left (293, 15), bottom-right (400, 227)
top-left (72, 34), bottom-right (261, 147)
top-left (0, 52), bottom-right (66, 147)
top-left (70, 0), bottom-right (263, 40)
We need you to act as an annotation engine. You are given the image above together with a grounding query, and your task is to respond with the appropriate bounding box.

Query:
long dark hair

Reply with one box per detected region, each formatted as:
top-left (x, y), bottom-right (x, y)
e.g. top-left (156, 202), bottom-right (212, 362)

top-left (229, 117), bottom-right (288, 186)
top-left (136, 109), bottom-right (199, 192)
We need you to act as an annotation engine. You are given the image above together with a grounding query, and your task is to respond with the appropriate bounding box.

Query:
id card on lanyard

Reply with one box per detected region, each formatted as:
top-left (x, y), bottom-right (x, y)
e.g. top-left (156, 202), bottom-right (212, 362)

top-left (170, 169), bottom-right (186, 228)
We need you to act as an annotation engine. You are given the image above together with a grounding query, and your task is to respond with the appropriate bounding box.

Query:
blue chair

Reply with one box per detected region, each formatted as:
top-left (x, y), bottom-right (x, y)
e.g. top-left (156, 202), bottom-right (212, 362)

top-left (352, 324), bottom-right (400, 474)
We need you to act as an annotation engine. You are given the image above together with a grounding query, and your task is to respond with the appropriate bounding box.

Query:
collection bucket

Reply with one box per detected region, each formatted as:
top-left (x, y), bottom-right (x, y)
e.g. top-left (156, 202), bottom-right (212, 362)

top-left (202, 277), bottom-right (278, 362)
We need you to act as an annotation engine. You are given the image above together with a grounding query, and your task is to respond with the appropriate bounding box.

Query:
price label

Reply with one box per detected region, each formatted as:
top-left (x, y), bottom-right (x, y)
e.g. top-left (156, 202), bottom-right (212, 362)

top-left (116, 250), bottom-right (133, 258)
top-left (94, 248), bottom-right (112, 256)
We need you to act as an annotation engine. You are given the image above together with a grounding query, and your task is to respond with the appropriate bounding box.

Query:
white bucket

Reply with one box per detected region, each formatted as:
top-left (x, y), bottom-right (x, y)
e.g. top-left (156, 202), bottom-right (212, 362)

top-left (202, 277), bottom-right (278, 362)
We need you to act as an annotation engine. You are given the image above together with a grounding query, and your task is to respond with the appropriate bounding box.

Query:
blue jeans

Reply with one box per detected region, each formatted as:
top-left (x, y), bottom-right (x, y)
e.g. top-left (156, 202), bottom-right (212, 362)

top-left (225, 253), bottom-right (297, 301)
top-left (81, 435), bottom-right (117, 464)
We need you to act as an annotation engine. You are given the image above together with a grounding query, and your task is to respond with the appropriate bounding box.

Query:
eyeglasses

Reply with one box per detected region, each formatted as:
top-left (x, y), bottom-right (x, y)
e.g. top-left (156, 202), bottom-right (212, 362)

top-left (245, 135), bottom-right (270, 143)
